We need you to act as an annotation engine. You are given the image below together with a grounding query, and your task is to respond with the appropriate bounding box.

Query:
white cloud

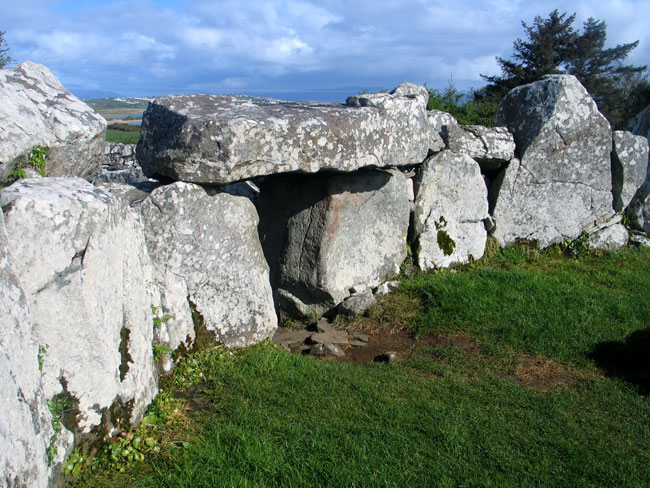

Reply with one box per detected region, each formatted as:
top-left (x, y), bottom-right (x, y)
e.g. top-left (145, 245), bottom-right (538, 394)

top-left (2, 0), bottom-right (648, 97)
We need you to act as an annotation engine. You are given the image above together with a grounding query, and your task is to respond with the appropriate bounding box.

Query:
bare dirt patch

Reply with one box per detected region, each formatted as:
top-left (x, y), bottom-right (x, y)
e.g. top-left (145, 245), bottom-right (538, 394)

top-left (515, 354), bottom-right (588, 391)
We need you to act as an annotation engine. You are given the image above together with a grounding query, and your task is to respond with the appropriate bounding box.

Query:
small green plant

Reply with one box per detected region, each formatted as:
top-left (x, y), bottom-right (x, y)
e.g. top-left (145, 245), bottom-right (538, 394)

top-left (153, 344), bottom-right (173, 361)
top-left (561, 230), bottom-right (591, 257)
top-left (62, 449), bottom-right (90, 478)
top-left (38, 344), bottom-right (48, 372)
top-left (46, 395), bottom-right (75, 464)
top-left (152, 305), bottom-right (174, 329)
top-left (6, 145), bottom-right (49, 184)
top-left (104, 431), bottom-right (161, 472)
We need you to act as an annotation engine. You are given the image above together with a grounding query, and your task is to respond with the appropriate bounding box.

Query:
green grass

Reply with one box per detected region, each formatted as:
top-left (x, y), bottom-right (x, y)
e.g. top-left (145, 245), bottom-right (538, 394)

top-left (405, 245), bottom-right (650, 366)
top-left (72, 246), bottom-right (650, 487)
top-left (106, 127), bottom-right (141, 144)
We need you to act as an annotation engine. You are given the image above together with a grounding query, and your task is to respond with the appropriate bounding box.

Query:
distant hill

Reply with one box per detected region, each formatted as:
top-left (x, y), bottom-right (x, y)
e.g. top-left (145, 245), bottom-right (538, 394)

top-left (85, 97), bottom-right (152, 122)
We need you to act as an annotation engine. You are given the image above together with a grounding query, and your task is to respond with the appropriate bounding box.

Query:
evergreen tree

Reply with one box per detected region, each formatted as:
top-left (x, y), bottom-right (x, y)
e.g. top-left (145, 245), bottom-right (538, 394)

top-left (478, 11), bottom-right (648, 129)
top-left (0, 31), bottom-right (12, 68)
top-left (480, 10), bottom-right (577, 100)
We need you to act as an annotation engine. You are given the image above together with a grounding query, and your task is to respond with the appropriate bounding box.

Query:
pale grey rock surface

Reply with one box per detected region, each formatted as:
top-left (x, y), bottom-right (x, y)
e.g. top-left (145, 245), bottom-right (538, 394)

top-left (442, 125), bottom-right (515, 170)
top-left (139, 182), bottom-right (277, 347)
top-left (137, 85), bottom-right (435, 184)
top-left (0, 208), bottom-right (51, 488)
top-left (413, 150), bottom-right (489, 270)
top-left (427, 110), bottom-right (459, 133)
top-left (588, 223), bottom-right (628, 250)
top-left (258, 169), bottom-right (410, 317)
top-left (0, 62), bottom-right (106, 181)
top-left (630, 104), bottom-right (650, 140)
top-left (611, 131), bottom-right (649, 211)
top-left (492, 75), bottom-right (614, 248)
top-left (102, 143), bottom-right (137, 171)
top-left (0, 178), bottom-right (158, 438)
top-left (627, 178), bottom-right (650, 234)
top-left (339, 292), bottom-right (376, 316)
top-left (629, 231), bottom-right (650, 247)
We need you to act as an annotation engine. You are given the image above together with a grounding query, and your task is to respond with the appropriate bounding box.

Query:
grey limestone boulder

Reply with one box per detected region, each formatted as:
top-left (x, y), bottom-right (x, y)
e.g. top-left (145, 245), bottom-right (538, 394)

top-left (0, 208), bottom-right (51, 488)
top-left (139, 182), bottom-right (277, 347)
top-left (339, 292), bottom-right (376, 316)
top-left (492, 75), bottom-right (614, 248)
top-left (137, 84), bottom-right (436, 184)
top-left (588, 223), bottom-right (628, 250)
top-left (611, 131), bottom-right (649, 212)
top-left (441, 125), bottom-right (515, 171)
top-left (258, 169), bottom-right (410, 317)
top-left (0, 62), bottom-right (106, 181)
top-left (627, 179), bottom-right (650, 234)
top-left (0, 178), bottom-right (158, 441)
top-left (413, 150), bottom-right (489, 270)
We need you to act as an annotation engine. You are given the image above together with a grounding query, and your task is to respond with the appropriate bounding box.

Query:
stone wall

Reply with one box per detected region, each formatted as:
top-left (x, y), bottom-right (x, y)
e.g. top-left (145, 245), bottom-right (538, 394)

top-left (1, 62), bottom-right (650, 487)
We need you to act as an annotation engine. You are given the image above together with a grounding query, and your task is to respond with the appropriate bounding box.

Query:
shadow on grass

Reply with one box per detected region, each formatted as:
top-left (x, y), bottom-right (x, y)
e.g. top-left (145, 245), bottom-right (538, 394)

top-left (589, 328), bottom-right (650, 394)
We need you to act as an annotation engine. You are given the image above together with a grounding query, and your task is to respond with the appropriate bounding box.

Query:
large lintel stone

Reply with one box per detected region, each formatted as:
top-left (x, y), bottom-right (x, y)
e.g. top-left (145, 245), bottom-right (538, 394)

top-left (137, 84), bottom-right (436, 184)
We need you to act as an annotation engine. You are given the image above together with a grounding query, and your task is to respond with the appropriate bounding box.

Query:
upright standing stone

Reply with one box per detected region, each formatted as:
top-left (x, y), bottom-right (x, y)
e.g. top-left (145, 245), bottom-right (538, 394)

top-left (0, 62), bottom-right (106, 181)
top-left (492, 75), bottom-right (614, 247)
top-left (140, 182), bottom-right (277, 347)
top-left (1, 178), bottom-right (158, 442)
top-left (413, 150), bottom-right (489, 270)
top-left (0, 208), bottom-right (51, 488)
top-left (258, 169), bottom-right (410, 317)
top-left (611, 131), bottom-right (649, 211)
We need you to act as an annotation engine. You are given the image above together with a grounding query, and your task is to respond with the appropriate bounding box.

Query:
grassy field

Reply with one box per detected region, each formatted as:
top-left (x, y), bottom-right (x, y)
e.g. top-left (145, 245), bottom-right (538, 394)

top-left (70, 245), bottom-right (650, 487)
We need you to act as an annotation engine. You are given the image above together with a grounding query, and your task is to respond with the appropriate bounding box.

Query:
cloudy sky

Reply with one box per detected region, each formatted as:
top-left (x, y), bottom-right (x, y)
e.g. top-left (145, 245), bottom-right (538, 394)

top-left (2, 0), bottom-right (649, 100)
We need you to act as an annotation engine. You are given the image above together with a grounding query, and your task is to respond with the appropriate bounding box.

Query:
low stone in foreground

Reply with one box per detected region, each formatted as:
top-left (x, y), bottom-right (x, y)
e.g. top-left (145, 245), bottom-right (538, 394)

top-left (0, 178), bottom-right (158, 461)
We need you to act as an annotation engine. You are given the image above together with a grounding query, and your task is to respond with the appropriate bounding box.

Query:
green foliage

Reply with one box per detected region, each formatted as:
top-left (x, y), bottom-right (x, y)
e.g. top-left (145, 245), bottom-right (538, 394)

top-left (152, 344), bottom-right (173, 362)
top-left (427, 82), bottom-right (497, 126)
top-left (5, 145), bottom-right (49, 185)
top-left (559, 230), bottom-right (591, 257)
top-left (47, 395), bottom-right (76, 464)
top-left (38, 344), bottom-right (48, 372)
top-left (0, 30), bottom-right (12, 68)
top-left (479, 9), bottom-right (648, 129)
top-left (151, 305), bottom-right (174, 330)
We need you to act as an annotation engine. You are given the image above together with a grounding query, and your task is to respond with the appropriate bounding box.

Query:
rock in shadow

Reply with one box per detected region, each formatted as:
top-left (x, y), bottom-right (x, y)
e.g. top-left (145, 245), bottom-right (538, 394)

top-left (589, 328), bottom-right (650, 394)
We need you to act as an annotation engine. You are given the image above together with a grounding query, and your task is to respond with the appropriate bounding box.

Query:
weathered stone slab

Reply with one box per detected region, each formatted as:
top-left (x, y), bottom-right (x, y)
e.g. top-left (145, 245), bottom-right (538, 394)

top-left (258, 169), bottom-right (410, 317)
top-left (626, 179), bottom-right (650, 234)
top-left (139, 182), bottom-right (277, 347)
top-left (0, 207), bottom-right (51, 488)
top-left (588, 224), bottom-right (628, 250)
top-left (137, 84), bottom-right (436, 184)
top-left (0, 178), bottom-right (158, 439)
top-left (442, 125), bottom-right (515, 171)
top-left (0, 62), bottom-right (106, 181)
top-left (492, 75), bottom-right (614, 248)
top-left (611, 131), bottom-right (649, 212)
top-left (272, 328), bottom-right (312, 345)
top-left (339, 292), bottom-right (376, 316)
top-left (413, 150), bottom-right (489, 270)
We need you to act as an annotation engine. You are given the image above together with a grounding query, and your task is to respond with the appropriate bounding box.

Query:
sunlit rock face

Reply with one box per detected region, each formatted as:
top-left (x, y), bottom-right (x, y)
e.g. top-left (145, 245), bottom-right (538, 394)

top-left (491, 75), bottom-right (614, 248)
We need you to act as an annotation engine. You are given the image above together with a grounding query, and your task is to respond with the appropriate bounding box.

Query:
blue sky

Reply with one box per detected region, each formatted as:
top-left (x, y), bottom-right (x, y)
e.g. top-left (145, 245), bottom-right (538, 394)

top-left (2, 0), bottom-right (649, 101)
